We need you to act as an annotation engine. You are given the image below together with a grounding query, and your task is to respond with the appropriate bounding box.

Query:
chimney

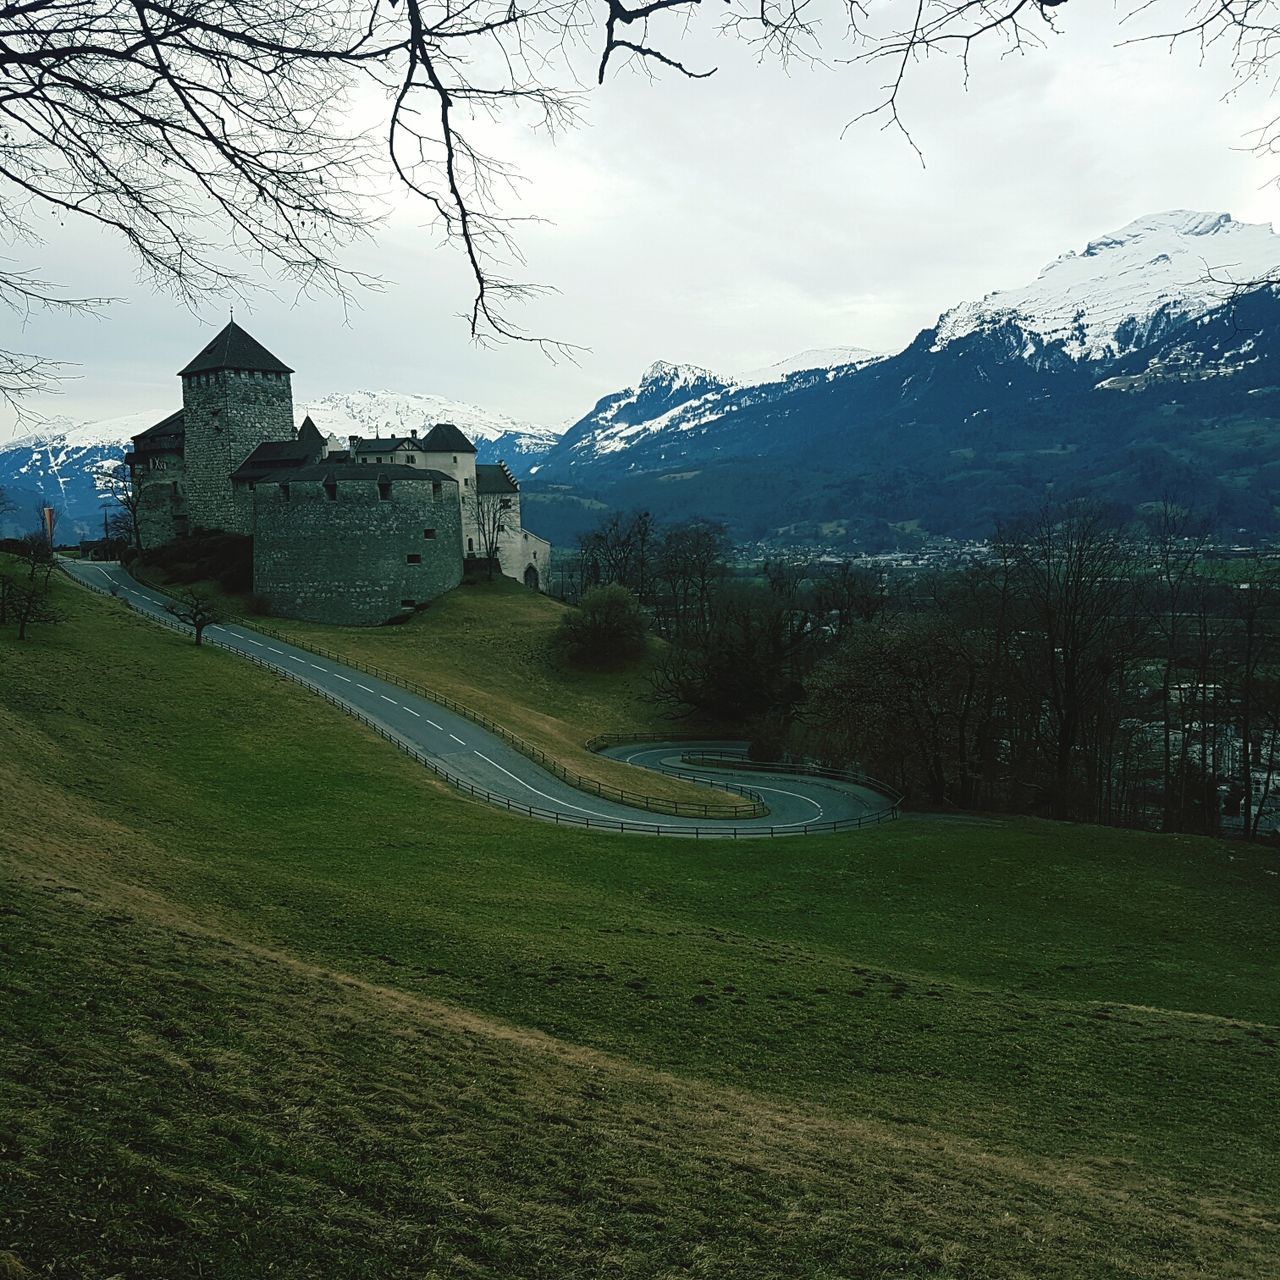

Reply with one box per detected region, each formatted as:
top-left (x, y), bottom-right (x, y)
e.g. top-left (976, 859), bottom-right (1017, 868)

top-left (349, 434), bottom-right (359, 450)
top-left (410, 428), bottom-right (418, 439)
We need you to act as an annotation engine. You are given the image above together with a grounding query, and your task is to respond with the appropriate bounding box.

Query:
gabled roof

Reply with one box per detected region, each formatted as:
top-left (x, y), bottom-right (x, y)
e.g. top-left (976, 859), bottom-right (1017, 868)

top-left (131, 408), bottom-right (185, 448)
top-left (178, 321), bottom-right (294, 377)
top-left (351, 436), bottom-right (416, 451)
top-left (476, 463), bottom-right (519, 495)
top-left (419, 422), bottom-right (476, 454)
top-left (230, 439), bottom-right (320, 483)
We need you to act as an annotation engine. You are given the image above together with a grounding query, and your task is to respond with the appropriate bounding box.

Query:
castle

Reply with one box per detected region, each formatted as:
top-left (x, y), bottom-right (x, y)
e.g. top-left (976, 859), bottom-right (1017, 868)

top-left (125, 322), bottom-right (551, 625)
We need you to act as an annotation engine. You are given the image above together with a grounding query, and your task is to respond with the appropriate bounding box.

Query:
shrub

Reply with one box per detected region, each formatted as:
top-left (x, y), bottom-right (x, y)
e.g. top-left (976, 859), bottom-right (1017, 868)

top-left (557, 584), bottom-right (648, 669)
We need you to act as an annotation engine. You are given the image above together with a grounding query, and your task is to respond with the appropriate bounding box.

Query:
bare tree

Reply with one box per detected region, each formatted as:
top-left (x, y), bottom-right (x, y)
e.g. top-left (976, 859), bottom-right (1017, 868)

top-left (97, 464), bottom-right (144, 554)
top-left (164, 586), bottom-right (224, 646)
top-left (466, 489), bottom-right (507, 581)
top-left (6, 0), bottom-right (1273, 393)
top-left (18, 530), bottom-right (53, 582)
top-left (8, 577), bottom-right (59, 640)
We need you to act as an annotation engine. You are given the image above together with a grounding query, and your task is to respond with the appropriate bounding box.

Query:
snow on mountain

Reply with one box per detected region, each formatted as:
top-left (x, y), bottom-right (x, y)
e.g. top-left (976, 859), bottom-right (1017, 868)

top-left (0, 390), bottom-right (560, 537)
top-left (299, 390), bottom-right (561, 459)
top-left (553, 348), bottom-right (884, 465)
top-left (934, 210), bottom-right (1280, 360)
top-left (734, 346), bottom-right (883, 386)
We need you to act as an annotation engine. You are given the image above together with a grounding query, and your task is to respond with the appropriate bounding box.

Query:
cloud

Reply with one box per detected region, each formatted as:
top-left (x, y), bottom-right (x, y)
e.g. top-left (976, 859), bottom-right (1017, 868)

top-left (3, 5), bottom-right (1276, 441)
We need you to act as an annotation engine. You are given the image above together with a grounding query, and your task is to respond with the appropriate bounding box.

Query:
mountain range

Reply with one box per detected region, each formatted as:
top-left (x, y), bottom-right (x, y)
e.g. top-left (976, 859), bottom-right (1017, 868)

top-left (0, 391), bottom-right (560, 539)
top-left (5, 210), bottom-right (1280, 548)
top-left (525, 210), bottom-right (1280, 548)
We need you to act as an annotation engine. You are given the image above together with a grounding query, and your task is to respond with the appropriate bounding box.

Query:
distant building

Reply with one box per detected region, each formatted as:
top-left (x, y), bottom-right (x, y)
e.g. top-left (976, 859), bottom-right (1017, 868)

top-left (125, 321), bottom-right (551, 624)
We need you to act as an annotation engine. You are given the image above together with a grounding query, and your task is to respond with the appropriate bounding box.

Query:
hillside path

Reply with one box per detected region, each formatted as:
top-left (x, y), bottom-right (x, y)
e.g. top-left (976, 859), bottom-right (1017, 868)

top-left (62, 559), bottom-right (893, 838)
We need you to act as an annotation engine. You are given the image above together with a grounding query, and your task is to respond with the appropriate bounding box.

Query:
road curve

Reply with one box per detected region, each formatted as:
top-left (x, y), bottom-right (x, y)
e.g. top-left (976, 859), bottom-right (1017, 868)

top-left (61, 559), bottom-right (897, 838)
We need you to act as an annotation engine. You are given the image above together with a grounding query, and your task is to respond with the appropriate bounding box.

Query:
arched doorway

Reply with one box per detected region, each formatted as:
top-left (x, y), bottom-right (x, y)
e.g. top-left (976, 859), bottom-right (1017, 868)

top-left (523, 564), bottom-right (540, 591)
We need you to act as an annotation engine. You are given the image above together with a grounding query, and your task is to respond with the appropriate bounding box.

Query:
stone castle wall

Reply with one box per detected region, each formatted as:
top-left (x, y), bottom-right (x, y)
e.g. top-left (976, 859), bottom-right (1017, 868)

top-left (183, 369), bottom-right (294, 533)
top-left (253, 476), bottom-right (463, 624)
top-left (135, 462), bottom-right (187, 549)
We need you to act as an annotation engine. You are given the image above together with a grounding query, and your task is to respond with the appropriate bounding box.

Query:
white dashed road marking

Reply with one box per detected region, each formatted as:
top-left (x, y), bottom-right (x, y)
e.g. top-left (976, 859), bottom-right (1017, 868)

top-left (449, 734), bottom-right (466, 745)
top-left (357, 684), bottom-right (375, 694)
top-left (332, 674), bottom-right (351, 683)
top-left (381, 695), bottom-right (397, 704)
top-left (405, 708), bottom-right (420, 717)
top-left (309, 664), bottom-right (326, 672)
top-left (426, 720), bottom-right (443, 731)
top-left (245, 639), bottom-right (263, 647)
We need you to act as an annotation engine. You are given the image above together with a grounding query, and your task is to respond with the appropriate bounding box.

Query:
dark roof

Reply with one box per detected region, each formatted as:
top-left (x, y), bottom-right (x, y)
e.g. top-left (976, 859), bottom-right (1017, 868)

top-left (419, 422), bottom-right (476, 454)
top-left (351, 436), bottom-right (416, 451)
top-left (297, 416), bottom-right (325, 451)
top-left (257, 463), bottom-right (455, 487)
top-left (131, 408), bottom-right (185, 449)
top-left (178, 321), bottom-right (294, 377)
top-left (476, 463), bottom-right (518, 495)
top-left (231, 438), bottom-right (320, 483)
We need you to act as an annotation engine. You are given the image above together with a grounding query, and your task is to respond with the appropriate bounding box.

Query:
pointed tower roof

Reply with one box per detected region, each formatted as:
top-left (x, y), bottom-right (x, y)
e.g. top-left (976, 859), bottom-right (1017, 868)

top-left (178, 321), bottom-right (294, 377)
top-left (420, 422), bottom-right (476, 454)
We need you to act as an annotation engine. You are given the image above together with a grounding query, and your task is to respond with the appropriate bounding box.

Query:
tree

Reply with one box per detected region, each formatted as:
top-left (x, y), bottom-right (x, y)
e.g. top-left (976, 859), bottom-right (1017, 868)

top-left (8, 578), bottom-right (59, 640)
top-left (164, 586), bottom-right (224, 646)
top-left (468, 490), bottom-right (506, 581)
top-left (558, 584), bottom-right (648, 669)
top-left (18, 531), bottom-right (54, 583)
top-left (994, 502), bottom-right (1144, 821)
top-left (98, 464), bottom-right (145, 554)
top-left (5, 0), bottom-right (1270, 399)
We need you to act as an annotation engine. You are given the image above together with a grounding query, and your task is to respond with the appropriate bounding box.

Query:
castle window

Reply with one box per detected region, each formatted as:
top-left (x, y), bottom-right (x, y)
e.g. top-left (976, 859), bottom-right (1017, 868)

top-left (375, 456), bottom-right (383, 464)
top-left (406, 454), bottom-right (416, 463)
top-left (533, 550), bottom-right (538, 560)
top-left (378, 480), bottom-right (391, 501)
top-left (432, 481), bottom-right (442, 499)
top-left (467, 537), bottom-right (474, 553)
top-left (424, 528), bottom-right (436, 539)
top-left (406, 553), bottom-right (422, 564)
top-left (499, 498), bottom-right (511, 510)
top-left (452, 455), bottom-right (457, 463)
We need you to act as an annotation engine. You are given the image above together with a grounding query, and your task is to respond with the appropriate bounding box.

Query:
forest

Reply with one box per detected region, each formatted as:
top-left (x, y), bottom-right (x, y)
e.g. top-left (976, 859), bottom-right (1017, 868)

top-left (561, 502), bottom-right (1280, 838)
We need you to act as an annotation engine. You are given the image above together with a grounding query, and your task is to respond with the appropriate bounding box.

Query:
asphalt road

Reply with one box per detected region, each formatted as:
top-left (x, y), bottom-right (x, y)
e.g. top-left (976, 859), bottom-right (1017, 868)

top-left (62, 559), bottom-right (896, 838)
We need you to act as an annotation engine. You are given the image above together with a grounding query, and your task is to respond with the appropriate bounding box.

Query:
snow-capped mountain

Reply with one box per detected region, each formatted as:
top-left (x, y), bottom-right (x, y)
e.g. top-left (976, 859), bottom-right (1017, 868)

top-left (300, 390), bottom-right (560, 466)
top-left (528, 211), bottom-right (1280, 549)
top-left (546, 348), bottom-right (883, 469)
top-left (0, 391), bottom-right (560, 538)
top-left (934, 210), bottom-right (1279, 360)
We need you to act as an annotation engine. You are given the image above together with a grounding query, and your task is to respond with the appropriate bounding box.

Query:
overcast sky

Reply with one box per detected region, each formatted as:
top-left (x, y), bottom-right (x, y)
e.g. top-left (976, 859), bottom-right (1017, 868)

top-left (5, 5), bottom-right (1279, 440)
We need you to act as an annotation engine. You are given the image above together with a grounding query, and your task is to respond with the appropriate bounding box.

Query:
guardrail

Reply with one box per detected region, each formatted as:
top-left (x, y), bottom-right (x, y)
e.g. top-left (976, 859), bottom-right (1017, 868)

top-left (59, 563), bottom-right (900, 838)
top-left (113, 564), bottom-right (766, 821)
top-left (680, 750), bottom-right (905, 807)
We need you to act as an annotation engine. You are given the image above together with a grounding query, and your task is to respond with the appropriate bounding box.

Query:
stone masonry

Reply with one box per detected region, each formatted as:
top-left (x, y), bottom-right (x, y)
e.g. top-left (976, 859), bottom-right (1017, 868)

top-left (252, 469), bottom-right (463, 624)
top-left (182, 368), bottom-right (295, 533)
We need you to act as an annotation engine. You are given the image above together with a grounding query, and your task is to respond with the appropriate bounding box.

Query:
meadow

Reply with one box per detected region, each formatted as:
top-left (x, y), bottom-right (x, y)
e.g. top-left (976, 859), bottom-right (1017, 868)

top-left (1, 568), bottom-right (1278, 1278)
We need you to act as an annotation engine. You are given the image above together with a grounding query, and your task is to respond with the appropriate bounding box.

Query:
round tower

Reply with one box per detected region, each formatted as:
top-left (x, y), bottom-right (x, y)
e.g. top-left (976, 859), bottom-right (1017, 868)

top-left (179, 321), bottom-right (296, 533)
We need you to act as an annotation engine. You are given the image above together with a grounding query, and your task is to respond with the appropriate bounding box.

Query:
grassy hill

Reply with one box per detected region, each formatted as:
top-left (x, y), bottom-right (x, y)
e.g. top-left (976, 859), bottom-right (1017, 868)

top-left (132, 561), bottom-right (721, 807)
top-left (3, 568), bottom-right (1279, 1278)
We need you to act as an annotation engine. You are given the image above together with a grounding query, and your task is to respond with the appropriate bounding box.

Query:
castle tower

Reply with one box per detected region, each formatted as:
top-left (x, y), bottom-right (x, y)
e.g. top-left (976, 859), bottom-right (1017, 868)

top-left (179, 321), bottom-right (296, 533)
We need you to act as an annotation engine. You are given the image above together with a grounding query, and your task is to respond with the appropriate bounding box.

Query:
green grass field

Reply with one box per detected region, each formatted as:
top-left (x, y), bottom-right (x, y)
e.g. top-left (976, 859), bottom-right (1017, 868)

top-left (2, 569), bottom-right (1279, 1278)
top-left (131, 562), bottom-right (721, 807)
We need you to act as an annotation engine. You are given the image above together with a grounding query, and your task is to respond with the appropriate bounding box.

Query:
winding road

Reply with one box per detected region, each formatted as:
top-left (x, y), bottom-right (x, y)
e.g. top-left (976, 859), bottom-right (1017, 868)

top-left (62, 559), bottom-right (898, 838)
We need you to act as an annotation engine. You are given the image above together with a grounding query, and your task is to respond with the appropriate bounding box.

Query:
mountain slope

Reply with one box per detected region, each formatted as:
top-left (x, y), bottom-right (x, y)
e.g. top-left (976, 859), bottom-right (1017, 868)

top-left (0, 392), bottom-right (561, 538)
top-left (528, 212), bottom-right (1280, 548)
